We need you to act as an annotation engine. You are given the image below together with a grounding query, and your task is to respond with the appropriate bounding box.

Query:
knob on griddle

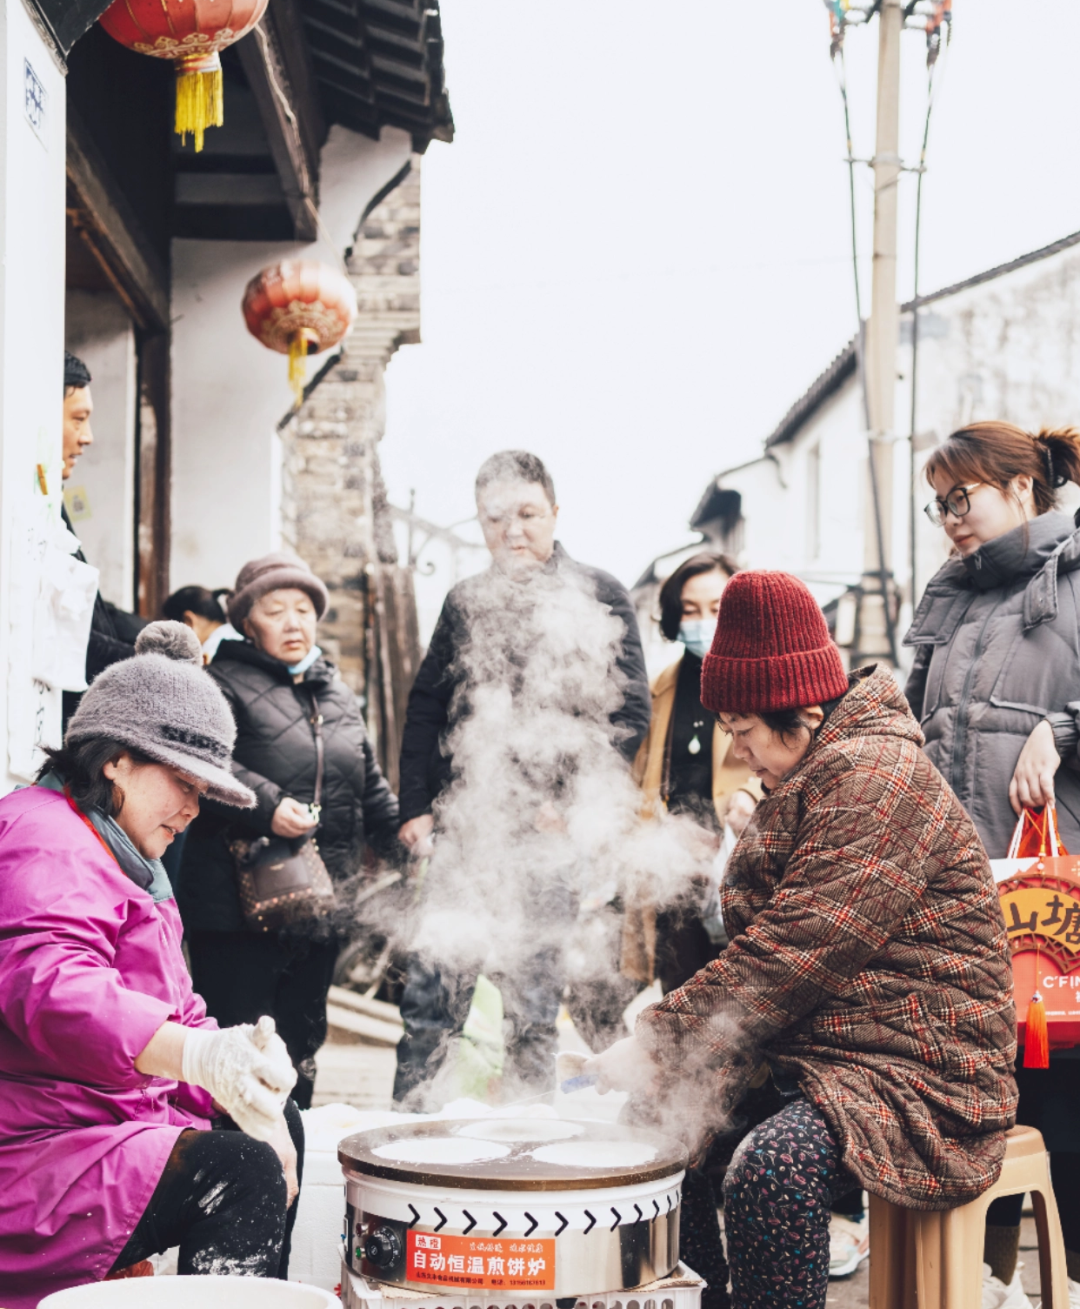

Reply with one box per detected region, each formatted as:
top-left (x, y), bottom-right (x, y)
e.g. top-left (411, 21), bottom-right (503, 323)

top-left (364, 1226), bottom-right (403, 1269)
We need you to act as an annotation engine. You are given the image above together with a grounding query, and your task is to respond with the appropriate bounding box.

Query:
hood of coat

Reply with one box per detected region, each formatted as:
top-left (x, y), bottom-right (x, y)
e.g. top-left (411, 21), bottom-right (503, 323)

top-left (210, 636), bottom-right (336, 687)
top-left (753, 665), bottom-right (921, 799)
top-left (803, 663), bottom-right (922, 763)
top-left (962, 511), bottom-right (1080, 592)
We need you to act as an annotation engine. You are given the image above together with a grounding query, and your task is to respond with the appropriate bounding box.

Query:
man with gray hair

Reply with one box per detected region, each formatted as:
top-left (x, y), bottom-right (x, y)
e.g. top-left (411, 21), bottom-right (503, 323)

top-left (393, 450), bottom-right (651, 1105)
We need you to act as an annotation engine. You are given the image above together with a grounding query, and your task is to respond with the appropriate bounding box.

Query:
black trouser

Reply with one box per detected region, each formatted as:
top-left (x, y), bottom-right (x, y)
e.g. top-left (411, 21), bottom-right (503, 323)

top-left (110, 1099), bottom-right (304, 1278)
top-left (987, 1150), bottom-right (1080, 1250)
top-left (986, 1058), bottom-right (1080, 1252)
top-left (393, 948), bottom-right (563, 1107)
top-left (655, 905), bottom-right (716, 995)
top-left (394, 879), bottom-right (576, 1108)
top-left (187, 931), bottom-right (339, 1109)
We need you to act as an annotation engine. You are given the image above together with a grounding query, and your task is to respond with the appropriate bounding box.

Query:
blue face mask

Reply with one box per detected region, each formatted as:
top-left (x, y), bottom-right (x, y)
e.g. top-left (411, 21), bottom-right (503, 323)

top-left (288, 645), bottom-right (322, 676)
top-left (679, 619), bottom-right (717, 659)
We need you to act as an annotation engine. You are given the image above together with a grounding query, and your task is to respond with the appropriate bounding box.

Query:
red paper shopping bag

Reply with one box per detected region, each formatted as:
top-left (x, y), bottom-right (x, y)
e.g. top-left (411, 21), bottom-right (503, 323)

top-left (993, 805), bottom-right (1080, 1062)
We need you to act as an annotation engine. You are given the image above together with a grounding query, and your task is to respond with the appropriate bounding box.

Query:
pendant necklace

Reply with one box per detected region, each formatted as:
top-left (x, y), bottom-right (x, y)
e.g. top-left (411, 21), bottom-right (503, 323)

top-left (688, 717), bottom-right (705, 755)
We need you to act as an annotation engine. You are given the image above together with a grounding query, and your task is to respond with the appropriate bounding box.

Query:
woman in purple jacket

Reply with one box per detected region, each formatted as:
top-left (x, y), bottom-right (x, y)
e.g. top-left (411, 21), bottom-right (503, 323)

top-left (0, 623), bottom-right (301, 1307)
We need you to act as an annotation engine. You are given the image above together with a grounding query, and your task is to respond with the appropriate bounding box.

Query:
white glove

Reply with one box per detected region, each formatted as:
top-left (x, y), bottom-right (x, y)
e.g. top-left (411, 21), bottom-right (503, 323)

top-left (181, 1016), bottom-right (297, 1141)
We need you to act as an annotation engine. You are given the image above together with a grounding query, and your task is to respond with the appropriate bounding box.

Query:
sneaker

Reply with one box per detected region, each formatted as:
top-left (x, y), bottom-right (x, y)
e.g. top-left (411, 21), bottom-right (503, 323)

top-left (1068, 1275), bottom-right (1080, 1308)
top-left (981, 1264), bottom-right (1035, 1309)
top-left (828, 1213), bottom-right (870, 1278)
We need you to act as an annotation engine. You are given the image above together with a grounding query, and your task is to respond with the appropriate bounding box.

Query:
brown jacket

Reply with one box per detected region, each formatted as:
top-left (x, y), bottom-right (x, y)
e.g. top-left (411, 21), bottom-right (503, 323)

top-left (637, 665), bottom-right (1017, 1210)
top-left (621, 655), bottom-right (760, 983)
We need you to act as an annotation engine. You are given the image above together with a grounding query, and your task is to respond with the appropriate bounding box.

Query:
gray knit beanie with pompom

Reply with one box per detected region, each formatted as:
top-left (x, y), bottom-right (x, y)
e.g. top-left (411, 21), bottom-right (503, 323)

top-left (65, 620), bottom-right (254, 807)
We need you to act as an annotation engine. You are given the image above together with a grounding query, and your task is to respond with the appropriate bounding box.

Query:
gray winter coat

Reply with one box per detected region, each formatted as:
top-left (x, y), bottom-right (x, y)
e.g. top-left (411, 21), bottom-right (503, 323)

top-left (904, 511), bottom-right (1080, 858)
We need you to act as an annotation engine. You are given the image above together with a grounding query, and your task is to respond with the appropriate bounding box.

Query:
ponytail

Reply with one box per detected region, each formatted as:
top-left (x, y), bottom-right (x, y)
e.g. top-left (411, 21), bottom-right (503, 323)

top-left (1034, 429), bottom-right (1080, 503)
top-left (926, 421), bottom-right (1080, 517)
top-left (162, 585), bottom-right (228, 625)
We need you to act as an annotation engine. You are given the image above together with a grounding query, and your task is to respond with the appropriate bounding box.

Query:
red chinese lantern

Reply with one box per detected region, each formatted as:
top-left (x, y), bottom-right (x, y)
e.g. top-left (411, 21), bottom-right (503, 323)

top-left (99, 0), bottom-right (270, 152)
top-left (242, 259), bottom-right (358, 402)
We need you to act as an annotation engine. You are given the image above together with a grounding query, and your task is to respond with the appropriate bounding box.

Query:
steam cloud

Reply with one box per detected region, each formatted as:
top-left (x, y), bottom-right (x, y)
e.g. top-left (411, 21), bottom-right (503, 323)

top-left (400, 562), bottom-right (720, 1114)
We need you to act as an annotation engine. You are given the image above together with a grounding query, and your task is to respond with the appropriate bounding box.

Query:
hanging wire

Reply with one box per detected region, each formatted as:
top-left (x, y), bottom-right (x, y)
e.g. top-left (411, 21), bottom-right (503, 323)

top-left (908, 2), bottom-right (952, 606)
top-left (826, 2), bottom-right (864, 323)
top-left (826, 1), bottom-right (898, 663)
top-left (833, 44), bottom-right (864, 324)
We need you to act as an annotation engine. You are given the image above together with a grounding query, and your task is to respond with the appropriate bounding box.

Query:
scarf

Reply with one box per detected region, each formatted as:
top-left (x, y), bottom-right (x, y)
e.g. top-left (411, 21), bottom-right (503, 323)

top-left (39, 770), bottom-right (175, 903)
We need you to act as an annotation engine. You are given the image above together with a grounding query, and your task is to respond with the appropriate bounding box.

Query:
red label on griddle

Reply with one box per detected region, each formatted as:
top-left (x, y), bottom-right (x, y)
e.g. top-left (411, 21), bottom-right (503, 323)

top-left (406, 1232), bottom-right (556, 1292)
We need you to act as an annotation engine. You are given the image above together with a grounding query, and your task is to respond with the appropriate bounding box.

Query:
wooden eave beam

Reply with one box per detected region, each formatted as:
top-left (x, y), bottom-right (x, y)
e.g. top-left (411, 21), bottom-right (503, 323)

top-left (266, 0), bottom-right (327, 159)
top-left (363, 0), bottom-right (427, 28)
top-left (66, 106), bottom-right (170, 332)
top-left (317, 75), bottom-right (377, 107)
top-left (304, 14), bottom-right (367, 52)
top-left (30, 0), bottom-right (114, 58)
top-left (235, 8), bottom-right (323, 242)
top-left (310, 44), bottom-right (373, 81)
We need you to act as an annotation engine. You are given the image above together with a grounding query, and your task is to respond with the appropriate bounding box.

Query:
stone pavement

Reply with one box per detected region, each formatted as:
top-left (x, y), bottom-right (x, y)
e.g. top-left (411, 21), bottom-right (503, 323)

top-left (312, 1036), bottom-right (398, 1109)
top-left (824, 1260), bottom-right (870, 1307)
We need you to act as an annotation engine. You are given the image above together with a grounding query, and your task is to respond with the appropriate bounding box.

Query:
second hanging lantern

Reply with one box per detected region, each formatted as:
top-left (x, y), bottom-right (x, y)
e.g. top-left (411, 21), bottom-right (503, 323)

top-left (99, 0), bottom-right (270, 152)
top-left (242, 259), bottom-right (358, 403)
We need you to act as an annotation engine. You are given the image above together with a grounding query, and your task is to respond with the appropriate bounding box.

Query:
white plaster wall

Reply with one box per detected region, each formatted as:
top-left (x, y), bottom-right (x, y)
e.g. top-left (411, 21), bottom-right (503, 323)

top-left (64, 289), bottom-right (137, 608)
top-left (0, 2), bottom-right (67, 789)
top-left (722, 240), bottom-right (1080, 633)
top-left (170, 125), bottom-right (412, 592)
top-left (897, 249), bottom-right (1080, 600)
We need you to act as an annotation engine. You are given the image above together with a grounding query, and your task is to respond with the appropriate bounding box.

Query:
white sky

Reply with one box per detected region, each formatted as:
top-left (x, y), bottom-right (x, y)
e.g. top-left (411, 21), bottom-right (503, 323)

top-left (381, 0), bottom-right (1080, 590)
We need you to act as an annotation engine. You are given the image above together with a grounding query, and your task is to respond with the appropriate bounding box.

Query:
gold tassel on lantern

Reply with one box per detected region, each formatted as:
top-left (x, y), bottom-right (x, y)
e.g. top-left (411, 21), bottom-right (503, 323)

top-left (288, 332), bottom-right (309, 404)
top-left (175, 53), bottom-right (224, 152)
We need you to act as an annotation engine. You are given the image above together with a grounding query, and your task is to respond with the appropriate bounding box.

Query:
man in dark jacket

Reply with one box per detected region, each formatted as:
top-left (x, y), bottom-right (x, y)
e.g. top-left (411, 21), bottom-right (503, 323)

top-left (393, 450), bottom-right (651, 1104)
top-left (60, 352), bottom-right (147, 726)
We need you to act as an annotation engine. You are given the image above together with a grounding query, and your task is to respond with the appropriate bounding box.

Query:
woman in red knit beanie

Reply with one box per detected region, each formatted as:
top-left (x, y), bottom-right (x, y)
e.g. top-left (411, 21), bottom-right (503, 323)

top-left (587, 571), bottom-right (1017, 1309)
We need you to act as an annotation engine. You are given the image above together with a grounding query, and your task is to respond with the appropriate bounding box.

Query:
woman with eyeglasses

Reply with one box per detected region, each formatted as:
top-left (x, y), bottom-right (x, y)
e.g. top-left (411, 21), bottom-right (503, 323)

top-left (905, 421), bottom-right (1080, 1308)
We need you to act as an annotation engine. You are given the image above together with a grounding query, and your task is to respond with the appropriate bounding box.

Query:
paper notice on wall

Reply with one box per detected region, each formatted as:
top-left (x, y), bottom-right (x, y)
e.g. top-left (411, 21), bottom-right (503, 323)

top-left (32, 522), bottom-right (98, 692)
top-left (7, 503), bottom-right (97, 781)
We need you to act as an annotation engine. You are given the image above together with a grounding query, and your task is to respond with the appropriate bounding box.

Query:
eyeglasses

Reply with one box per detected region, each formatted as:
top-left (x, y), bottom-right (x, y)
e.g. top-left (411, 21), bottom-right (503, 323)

top-left (923, 482), bottom-right (984, 527)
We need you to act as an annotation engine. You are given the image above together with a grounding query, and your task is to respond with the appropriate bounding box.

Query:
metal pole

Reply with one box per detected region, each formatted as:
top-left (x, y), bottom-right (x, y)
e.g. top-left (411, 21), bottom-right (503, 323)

top-left (861, 0), bottom-right (902, 664)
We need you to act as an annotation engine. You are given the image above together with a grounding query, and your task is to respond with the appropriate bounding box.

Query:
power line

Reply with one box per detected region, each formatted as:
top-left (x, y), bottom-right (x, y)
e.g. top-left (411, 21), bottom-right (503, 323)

top-left (832, 45), bottom-right (864, 323)
top-left (908, 8), bottom-right (952, 604)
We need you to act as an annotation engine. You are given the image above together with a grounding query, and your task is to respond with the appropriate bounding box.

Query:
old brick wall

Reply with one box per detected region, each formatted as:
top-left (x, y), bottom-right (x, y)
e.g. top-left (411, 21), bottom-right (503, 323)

top-left (280, 159), bottom-right (423, 783)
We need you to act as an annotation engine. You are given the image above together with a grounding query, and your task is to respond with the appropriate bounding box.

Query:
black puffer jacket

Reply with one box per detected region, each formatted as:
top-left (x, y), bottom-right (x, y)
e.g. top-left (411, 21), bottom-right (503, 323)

top-left (397, 542), bottom-right (652, 822)
top-left (176, 641), bottom-right (400, 933)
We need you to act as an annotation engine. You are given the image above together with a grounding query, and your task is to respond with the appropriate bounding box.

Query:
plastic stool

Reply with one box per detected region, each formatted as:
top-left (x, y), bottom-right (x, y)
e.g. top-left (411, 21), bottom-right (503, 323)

top-left (868, 1125), bottom-right (1069, 1309)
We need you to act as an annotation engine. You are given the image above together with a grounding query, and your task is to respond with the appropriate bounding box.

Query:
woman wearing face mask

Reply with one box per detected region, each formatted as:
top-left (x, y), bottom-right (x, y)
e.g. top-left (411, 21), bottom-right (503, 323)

top-left (590, 571), bottom-right (1017, 1309)
top-left (623, 553), bottom-right (760, 995)
top-left (177, 552), bottom-right (401, 1108)
top-left (904, 423), bottom-right (1080, 1307)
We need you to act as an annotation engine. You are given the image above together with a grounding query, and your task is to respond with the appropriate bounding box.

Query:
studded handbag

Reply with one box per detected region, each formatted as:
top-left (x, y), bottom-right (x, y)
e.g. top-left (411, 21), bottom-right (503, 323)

top-left (232, 691), bottom-right (336, 931)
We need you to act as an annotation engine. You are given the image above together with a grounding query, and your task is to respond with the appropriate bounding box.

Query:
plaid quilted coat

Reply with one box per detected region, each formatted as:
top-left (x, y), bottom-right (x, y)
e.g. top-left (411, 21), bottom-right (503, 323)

top-left (637, 664), bottom-right (1018, 1210)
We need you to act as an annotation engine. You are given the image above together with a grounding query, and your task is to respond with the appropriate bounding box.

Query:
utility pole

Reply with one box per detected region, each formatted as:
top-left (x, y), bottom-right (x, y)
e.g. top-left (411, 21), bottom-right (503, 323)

top-left (857, 0), bottom-right (902, 665)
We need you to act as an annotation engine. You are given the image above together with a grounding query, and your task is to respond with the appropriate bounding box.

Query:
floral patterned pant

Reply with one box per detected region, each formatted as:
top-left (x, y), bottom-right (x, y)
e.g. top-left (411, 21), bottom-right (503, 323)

top-left (722, 1096), bottom-right (852, 1308)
